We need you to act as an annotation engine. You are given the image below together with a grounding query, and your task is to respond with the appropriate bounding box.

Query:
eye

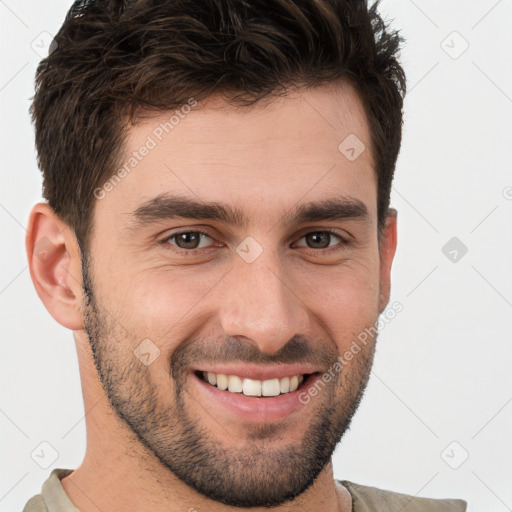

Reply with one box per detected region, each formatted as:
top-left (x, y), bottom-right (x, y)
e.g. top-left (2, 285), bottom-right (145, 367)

top-left (163, 230), bottom-right (214, 250)
top-left (294, 230), bottom-right (346, 250)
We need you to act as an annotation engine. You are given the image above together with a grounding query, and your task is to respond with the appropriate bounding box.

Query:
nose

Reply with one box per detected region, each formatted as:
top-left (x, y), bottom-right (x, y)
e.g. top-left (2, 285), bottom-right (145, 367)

top-left (218, 249), bottom-right (310, 355)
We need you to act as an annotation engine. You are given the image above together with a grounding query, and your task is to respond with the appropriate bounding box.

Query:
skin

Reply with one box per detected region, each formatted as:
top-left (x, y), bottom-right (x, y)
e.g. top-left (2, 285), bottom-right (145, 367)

top-left (26, 81), bottom-right (397, 512)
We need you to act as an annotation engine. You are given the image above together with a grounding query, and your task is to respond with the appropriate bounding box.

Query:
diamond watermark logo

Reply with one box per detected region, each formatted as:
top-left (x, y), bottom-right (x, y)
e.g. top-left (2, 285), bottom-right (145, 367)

top-left (441, 441), bottom-right (469, 470)
top-left (236, 236), bottom-right (263, 263)
top-left (441, 31), bottom-right (469, 60)
top-left (134, 339), bottom-right (161, 366)
top-left (31, 31), bottom-right (58, 58)
top-left (33, 237), bottom-right (57, 263)
top-left (442, 237), bottom-right (468, 263)
top-left (31, 441), bottom-right (59, 469)
top-left (338, 134), bottom-right (366, 162)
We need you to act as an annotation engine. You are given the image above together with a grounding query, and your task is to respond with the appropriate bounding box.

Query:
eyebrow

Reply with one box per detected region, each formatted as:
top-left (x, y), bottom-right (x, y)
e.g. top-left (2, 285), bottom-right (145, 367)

top-left (126, 193), bottom-right (369, 230)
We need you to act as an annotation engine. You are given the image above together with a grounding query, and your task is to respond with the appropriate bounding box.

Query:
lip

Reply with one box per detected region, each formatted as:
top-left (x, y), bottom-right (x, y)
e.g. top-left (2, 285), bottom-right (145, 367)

top-left (188, 370), bottom-right (322, 423)
top-left (190, 363), bottom-right (321, 381)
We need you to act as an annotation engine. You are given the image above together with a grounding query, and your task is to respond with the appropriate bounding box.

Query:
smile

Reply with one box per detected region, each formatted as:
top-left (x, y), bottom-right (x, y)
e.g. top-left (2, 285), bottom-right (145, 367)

top-left (189, 364), bottom-right (323, 422)
top-left (198, 371), bottom-right (308, 397)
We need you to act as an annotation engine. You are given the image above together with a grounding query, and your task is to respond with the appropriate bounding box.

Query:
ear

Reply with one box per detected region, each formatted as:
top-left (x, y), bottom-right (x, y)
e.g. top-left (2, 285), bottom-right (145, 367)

top-left (378, 208), bottom-right (398, 314)
top-left (25, 203), bottom-right (85, 330)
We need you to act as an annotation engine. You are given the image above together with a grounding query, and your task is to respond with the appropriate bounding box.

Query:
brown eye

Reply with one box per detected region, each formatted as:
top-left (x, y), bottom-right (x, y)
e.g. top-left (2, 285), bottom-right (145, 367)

top-left (296, 231), bottom-right (343, 250)
top-left (165, 231), bottom-right (212, 250)
top-left (305, 232), bottom-right (330, 248)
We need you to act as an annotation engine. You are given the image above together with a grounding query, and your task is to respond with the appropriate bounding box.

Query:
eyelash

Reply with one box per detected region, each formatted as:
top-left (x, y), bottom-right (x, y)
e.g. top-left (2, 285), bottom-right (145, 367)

top-left (160, 229), bottom-right (350, 255)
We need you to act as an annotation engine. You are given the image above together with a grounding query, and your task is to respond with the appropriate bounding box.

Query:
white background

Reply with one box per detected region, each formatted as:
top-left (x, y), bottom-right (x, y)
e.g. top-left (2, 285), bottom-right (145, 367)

top-left (1, 1), bottom-right (511, 510)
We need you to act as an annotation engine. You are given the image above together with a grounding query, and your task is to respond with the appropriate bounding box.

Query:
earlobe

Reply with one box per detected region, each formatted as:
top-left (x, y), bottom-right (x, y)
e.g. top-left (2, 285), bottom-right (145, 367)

top-left (378, 208), bottom-right (398, 314)
top-left (25, 203), bottom-right (85, 331)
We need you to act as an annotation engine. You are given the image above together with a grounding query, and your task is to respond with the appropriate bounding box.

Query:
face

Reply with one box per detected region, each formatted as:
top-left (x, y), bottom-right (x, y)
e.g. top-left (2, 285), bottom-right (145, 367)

top-left (81, 83), bottom-right (394, 507)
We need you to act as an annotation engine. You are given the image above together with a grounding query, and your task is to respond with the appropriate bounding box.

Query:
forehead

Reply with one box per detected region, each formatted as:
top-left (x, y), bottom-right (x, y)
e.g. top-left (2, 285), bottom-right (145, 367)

top-left (96, 82), bottom-right (377, 225)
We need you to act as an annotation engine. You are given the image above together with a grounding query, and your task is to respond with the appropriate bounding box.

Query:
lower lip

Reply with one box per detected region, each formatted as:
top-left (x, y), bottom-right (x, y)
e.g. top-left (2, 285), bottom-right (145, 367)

top-left (189, 372), bottom-right (321, 423)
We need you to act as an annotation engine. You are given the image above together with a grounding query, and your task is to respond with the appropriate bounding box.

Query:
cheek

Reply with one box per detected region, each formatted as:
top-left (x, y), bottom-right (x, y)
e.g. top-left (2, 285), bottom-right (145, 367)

top-left (292, 258), bottom-right (381, 340)
top-left (117, 266), bottom-right (227, 340)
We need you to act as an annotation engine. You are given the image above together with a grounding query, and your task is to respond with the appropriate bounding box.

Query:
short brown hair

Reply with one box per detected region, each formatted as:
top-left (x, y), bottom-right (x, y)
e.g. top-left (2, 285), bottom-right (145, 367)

top-left (30, 0), bottom-right (406, 254)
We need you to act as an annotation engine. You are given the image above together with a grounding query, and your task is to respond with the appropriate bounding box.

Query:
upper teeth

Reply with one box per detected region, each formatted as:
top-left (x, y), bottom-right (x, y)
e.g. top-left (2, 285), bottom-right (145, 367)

top-left (202, 372), bottom-right (305, 397)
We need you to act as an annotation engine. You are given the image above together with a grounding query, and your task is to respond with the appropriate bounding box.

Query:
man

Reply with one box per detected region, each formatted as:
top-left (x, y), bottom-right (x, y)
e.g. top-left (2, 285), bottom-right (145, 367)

top-left (23, 0), bottom-right (467, 510)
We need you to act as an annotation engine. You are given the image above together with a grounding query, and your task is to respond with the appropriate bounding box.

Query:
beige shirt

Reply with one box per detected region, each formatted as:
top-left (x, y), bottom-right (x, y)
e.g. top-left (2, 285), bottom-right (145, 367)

top-left (23, 468), bottom-right (467, 512)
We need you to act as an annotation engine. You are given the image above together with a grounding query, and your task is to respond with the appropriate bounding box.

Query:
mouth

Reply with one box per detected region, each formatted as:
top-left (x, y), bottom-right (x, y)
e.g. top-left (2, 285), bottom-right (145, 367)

top-left (194, 370), bottom-right (316, 397)
top-left (189, 367), bottom-right (323, 423)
